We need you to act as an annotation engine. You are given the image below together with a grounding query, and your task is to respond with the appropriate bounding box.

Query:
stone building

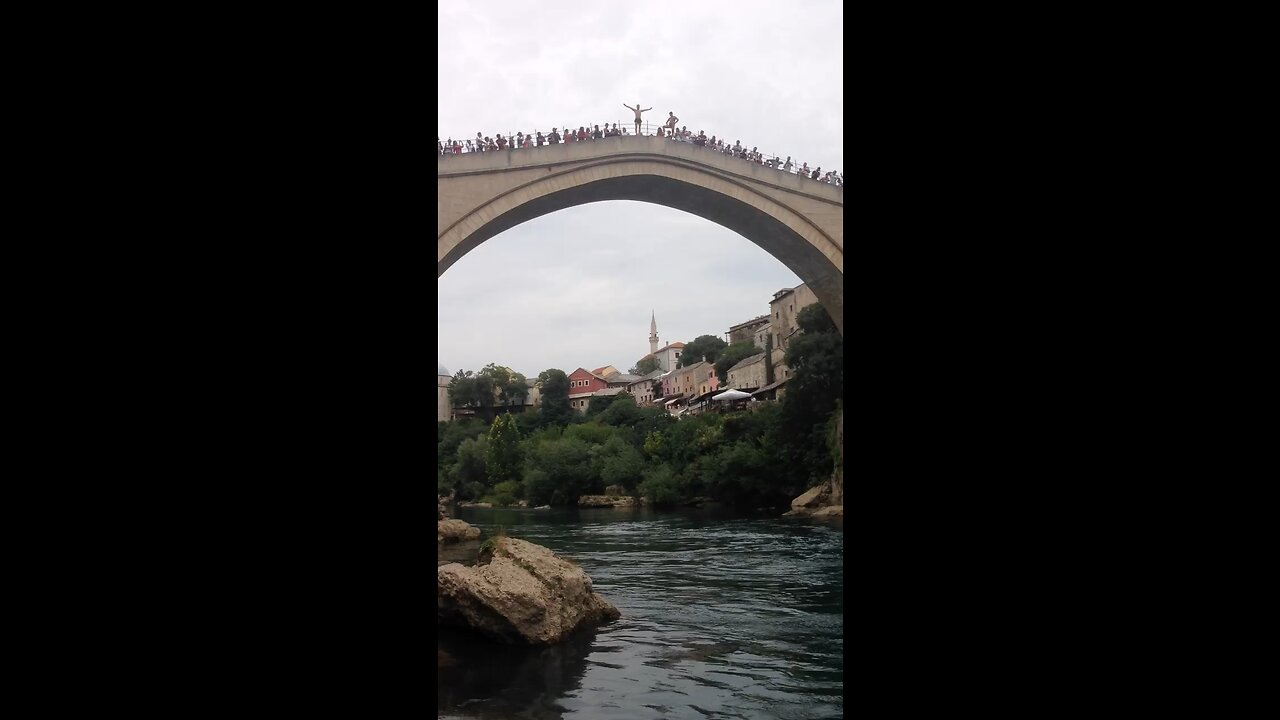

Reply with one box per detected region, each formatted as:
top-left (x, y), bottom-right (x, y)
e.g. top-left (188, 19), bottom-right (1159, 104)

top-left (726, 315), bottom-right (770, 349)
top-left (725, 352), bottom-right (768, 392)
top-left (438, 363), bottom-right (452, 422)
top-left (768, 283), bottom-right (819, 377)
top-left (663, 360), bottom-right (719, 402)
top-left (626, 369), bottom-right (664, 406)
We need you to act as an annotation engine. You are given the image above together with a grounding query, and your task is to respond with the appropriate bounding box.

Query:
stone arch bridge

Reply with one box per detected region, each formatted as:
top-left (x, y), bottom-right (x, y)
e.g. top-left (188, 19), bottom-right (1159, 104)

top-left (437, 136), bottom-right (844, 334)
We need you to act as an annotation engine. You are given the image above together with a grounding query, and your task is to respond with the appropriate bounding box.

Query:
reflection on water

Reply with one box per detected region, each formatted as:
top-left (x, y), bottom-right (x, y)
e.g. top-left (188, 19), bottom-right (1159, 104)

top-left (438, 626), bottom-right (597, 720)
top-left (438, 506), bottom-right (843, 720)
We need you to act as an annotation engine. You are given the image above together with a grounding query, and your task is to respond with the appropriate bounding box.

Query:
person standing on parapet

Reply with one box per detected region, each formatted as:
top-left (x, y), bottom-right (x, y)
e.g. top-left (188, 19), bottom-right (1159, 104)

top-left (623, 102), bottom-right (653, 135)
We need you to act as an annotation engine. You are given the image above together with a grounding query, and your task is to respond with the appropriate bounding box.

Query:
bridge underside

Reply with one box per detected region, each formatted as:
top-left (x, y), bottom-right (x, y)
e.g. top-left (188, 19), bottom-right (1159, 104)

top-left (439, 175), bottom-right (843, 334)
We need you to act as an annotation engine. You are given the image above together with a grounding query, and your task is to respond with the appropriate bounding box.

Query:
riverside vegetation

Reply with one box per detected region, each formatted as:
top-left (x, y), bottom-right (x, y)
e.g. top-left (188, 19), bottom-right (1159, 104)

top-left (439, 305), bottom-right (843, 510)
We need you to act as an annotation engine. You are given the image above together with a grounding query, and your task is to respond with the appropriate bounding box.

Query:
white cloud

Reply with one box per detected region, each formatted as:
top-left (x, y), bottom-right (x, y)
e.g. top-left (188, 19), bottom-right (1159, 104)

top-left (438, 203), bottom-right (803, 377)
top-left (437, 0), bottom-right (840, 377)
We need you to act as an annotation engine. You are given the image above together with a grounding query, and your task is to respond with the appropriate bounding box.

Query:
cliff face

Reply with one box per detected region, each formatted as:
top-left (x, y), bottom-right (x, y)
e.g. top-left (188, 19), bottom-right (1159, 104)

top-left (829, 411), bottom-right (843, 505)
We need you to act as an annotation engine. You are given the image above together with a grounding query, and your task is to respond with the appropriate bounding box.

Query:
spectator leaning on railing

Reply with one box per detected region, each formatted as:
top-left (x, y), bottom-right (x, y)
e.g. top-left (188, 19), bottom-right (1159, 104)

top-left (439, 115), bottom-right (841, 189)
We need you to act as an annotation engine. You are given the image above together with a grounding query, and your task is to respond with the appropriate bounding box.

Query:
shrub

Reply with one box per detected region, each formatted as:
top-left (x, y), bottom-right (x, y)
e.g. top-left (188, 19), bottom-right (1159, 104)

top-left (638, 464), bottom-right (681, 507)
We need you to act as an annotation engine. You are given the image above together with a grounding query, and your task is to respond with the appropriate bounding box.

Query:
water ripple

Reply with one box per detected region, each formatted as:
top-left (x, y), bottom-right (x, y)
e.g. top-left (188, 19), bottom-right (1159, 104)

top-left (439, 507), bottom-right (843, 720)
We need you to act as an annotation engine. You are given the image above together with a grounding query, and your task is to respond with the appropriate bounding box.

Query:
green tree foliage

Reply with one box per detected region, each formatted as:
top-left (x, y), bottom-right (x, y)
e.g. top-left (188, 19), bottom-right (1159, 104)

top-left (449, 370), bottom-right (494, 416)
top-left (630, 356), bottom-right (660, 375)
top-left (433, 315), bottom-right (842, 509)
top-left (485, 413), bottom-right (523, 486)
top-left (523, 437), bottom-right (594, 506)
top-left (586, 393), bottom-right (626, 417)
top-left (449, 435), bottom-right (489, 500)
top-left (698, 441), bottom-right (772, 507)
top-left (482, 480), bottom-right (523, 507)
top-left (784, 307), bottom-right (843, 422)
top-left (796, 303), bottom-right (837, 335)
top-left (638, 464), bottom-right (681, 507)
top-left (779, 303), bottom-right (843, 487)
top-left (480, 363), bottom-right (530, 406)
top-left (597, 394), bottom-right (645, 428)
top-left (537, 369), bottom-right (573, 426)
top-left (564, 422), bottom-right (616, 446)
top-left (677, 335), bottom-right (728, 368)
top-left (591, 435), bottom-right (646, 495)
top-left (714, 341), bottom-right (763, 385)
top-left (510, 407), bottom-right (544, 434)
top-left (438, 418), bottom-right (489, 470)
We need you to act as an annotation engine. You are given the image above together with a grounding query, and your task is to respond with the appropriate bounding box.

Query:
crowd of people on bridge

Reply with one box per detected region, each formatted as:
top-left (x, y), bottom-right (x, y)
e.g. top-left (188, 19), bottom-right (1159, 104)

top-left (438, 104), bottom-right (842, 187)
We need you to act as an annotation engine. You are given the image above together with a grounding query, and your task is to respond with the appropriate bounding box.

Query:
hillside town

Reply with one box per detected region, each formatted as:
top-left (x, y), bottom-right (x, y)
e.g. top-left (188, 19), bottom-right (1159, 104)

top-left (438, 283), bottom-right (819, 422)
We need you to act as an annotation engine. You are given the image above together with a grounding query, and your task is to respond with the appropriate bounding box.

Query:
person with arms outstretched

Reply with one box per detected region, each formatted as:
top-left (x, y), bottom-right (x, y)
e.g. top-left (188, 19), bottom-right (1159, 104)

top-left (623, 102), bottom-right (652, 135)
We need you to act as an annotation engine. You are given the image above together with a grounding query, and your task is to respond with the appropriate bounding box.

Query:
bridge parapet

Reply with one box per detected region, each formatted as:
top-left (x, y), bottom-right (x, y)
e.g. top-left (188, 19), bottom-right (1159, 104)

top-left (438, 136), bottom-right (843, 205)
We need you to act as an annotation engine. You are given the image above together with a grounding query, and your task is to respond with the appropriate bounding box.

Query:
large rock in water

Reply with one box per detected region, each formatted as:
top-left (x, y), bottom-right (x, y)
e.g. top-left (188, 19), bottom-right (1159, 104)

top-left (438, 537), bottom-right (620, 644)
top-left (438, 519), bottom-right (480, 544)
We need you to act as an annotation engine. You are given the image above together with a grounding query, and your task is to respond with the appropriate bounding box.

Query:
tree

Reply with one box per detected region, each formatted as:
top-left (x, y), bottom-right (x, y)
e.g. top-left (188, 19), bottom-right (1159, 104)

top-left (677, 334), bottom-right (728, 367)
top-left (448, 435), bottom-right (489, 500)
top-left (795, 303), bottom-right (837, 335)
top-left (592, 436), bottom-right (646, 495)
top-left (597, 394), bottom-right (644, 427)
top-left (714, 341), bottom-right (763, 384)
top-left (479, 363), bottom-right (529, 406)
top-left (777, 302), bottom-right (843, 488)
top-left (638, 464), bottom-right (681, 506)
top-left (523, 437), bottom-right (593, 506)
top-left (449, 369), bottom-right (497, 422)
top-left (784, 309), bottom-right (842, 412)
top-left (630, 356), bottom-right (659, 375)
top-left (587, 393), bottom-right (626, 417)
top-left (438, 417), bottom-right (488, 470)
top-left (536, 369), bottom-right (573, 427)
top-left (485, 413), bottom-right (523, 486)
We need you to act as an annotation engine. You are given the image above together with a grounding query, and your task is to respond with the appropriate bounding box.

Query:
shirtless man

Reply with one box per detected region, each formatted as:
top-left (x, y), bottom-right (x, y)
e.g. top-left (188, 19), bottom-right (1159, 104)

top-left (665, 112), bottom-right (679, 133)
top-left (623, 102), bottom-right (652, 135)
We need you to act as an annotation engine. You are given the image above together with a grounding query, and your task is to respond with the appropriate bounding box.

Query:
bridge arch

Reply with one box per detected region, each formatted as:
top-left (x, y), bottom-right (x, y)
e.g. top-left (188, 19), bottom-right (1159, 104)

top-left (438, 138), bottom-right (843, 333)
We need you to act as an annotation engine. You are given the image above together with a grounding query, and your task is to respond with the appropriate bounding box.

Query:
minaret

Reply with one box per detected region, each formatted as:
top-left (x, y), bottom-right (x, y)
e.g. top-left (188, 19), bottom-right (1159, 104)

top-left (649, 311), bottom-right (659, 355)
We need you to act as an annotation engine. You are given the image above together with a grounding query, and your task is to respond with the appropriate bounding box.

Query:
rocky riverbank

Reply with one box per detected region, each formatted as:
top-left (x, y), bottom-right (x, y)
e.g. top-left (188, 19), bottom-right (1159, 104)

top-left (784, 411), bottom-right (843, 518)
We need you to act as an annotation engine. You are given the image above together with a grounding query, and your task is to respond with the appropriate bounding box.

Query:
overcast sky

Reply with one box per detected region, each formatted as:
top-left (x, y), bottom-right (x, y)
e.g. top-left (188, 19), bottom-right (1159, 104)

top-left (437, 0), bottom-right (843, 380)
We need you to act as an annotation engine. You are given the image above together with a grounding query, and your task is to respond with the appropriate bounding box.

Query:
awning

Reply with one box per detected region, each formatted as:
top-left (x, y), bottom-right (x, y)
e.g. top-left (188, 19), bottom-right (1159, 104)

top-left (688, 390), bottom-right (719, 404)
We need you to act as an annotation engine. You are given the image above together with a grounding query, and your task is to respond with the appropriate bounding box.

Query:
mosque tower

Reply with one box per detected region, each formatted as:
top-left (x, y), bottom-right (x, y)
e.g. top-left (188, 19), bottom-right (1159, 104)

top-left (649, 311), bottom-right (659, 355)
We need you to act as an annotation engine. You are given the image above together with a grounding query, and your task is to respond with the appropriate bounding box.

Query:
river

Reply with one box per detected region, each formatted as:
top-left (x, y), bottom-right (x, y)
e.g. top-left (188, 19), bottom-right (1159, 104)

top-left (438, 505), bottom-right (844, 720)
